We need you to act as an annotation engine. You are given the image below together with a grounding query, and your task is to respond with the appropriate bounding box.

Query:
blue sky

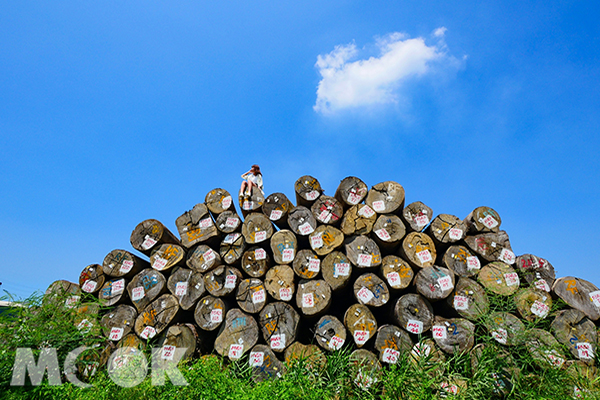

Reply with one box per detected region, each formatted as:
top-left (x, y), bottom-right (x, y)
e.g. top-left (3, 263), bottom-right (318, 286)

top-left (1, 1), bottom-right (599, 299)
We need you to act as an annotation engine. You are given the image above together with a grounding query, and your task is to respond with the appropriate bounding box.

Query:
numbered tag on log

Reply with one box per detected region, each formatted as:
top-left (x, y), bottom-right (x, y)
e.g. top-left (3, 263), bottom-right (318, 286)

top-left (334, 263), bottom-right (350, 277)
top-left (270, 334), bottom-right (286, 350)
top-left (577, 343), bottom-right (594, 360)
top-left (375, 229), bottom-right (391, 241)
top-left (270, 210), bottom-right (283, 221)
top-left (254, 248), bottom-right (267, 260)
top-left (175, 282), bottom-right (188, 296)
top-left (386, 272), bottom-right (401, 288)
top-left (353, 330), bottom-right (370, 345)
top-left (357, 287), bottom-right (374, 303)
top-left (530, 300), bottom-right (549, 318)
top-left (406, 319), bottom-right (423, 334)
top-left (229, 344), bottom-right (244, 359)
top-left (282, 248), bottom-right (295, 262)
top-left (254, 231), bottom-right (267, 242)
top-left (109, 327), bottom-right (124, 341)
top-left (432, 325), bottom-right (447, 339)
top-left (329, 335), bottom-right (345, 350)
top-left (140, 326), bottom-right (157, 339)
top-left (449, 228), bottom-right (463, 240)
top-left (222, 196), bottom-right (232, 209)
top-left (357, 254), bottom-right (372, 267)
top-left (491, 328), bottom-right (508, 344)
top-left (382, 348), bottom-right (399, 364)
top-left (210, 309), bottom-right (223, 323)
top-left (302, 293), bottom-right (314, 308)
top-left (453, 295), bottom-right (469, 310)
top-left (161, 345), bottom-right (176, 360)
top-left (416, 250), bottom-right (432, 264)
top-left (279, 287), bottom-right (292, 301)
top-left (308, 258), bottom-right (320, 272)
top-left (224, 275), bottom-right (237, 289)
top-left (372, 201), bottom-right (385, 212)
top-left (249, 351), bottom-right (264, 367)
top-left (120, 260), bottom-right (134, 274)
top-left (131, 286), bottom-right (145, 301)
top-left (466, 256), bottom-right (481, 270)
top-left (415, 215), bottom-right (429, 228)
top-left (252, 289), bottom-right (266, 304)
top-left (504, 272), bottom-right (519, 286)
top-left (310, 234), bottom-right (324, 249)
top-left (438, 276), bottom-right (453, 291)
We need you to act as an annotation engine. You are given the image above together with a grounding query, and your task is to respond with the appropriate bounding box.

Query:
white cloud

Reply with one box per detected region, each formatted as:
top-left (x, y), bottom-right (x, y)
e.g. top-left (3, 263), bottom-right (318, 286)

top-left (314, 29), bottom-right (454, 114)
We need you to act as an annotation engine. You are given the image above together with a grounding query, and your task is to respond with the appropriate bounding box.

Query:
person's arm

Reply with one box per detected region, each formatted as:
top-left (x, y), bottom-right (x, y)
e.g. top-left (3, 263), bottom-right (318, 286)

top-left (241, 171), bottom-right (251, 179)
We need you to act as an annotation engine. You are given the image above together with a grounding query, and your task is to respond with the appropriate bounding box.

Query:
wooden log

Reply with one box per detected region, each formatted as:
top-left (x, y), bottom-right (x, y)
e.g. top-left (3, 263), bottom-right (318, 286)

top-left (219, 232), bottom-right (246, 265)
top-left (393, 293), bottom-right (435, 335)
top-left (126, 268), bottom-right (167, 313)
top-left (102, 249), bottom-right (149, 278)
top-left (258, 302), bottom-right (300, 352)
top-left (248, 344), bottom-right (285, 382)
top-left (241, 212), bottom-right (274, 245)
top-left (464, 231), bottom-right (515, 264)
top-left (349, 349), bottom-right (382, 390)
top-left (308, 225), bottom-right (344, 256)
top-left (415, 266), bottom-right (455, 302)
top-left (166, 267), bottom-right (205, 310)
top-left (269, 229), bottom-right (298, 265)
top-left (134, 293), bottom-right (180, 340)
top-left (284, 342), bottom-right (327, 373)
top-left (215, 210), bottom-right (242, 234)
top-left (238, 185), bottom-right (265, 216)
top-left (130, 219), bottom-right (180, 256)
top-left (464, 206), bottom-right (502, 233)
top-left (154, 323), bottom-right (200, 366)
top-left (370, 214), bottom-right (406, 252)
top-left (150, 243), bottom-right (186, 272)
top-left (264, 264), bottom-right (295, 302)
top-left (478, 261), bottom-right (520, 296)
top-left (296, 279), bottom-right (332, 317)
top-left (485, 312), bottom-right (525, 346)
top-left (565, 360), bottom-right (598, 385)
top-left (551, 309), bottom-right (598, 362)
top-left (552, 277), bottom-right (600, 321)
top-left (442, 245), bottom-right (481, 278)
top-left (44, 280), bottom-right (81, 308)
top-left (525, 328), bottom-right (567, 369)
top-left (344, 304), bottom-right (378, 348)
top-left (205, 188), bottom-right (234, 215)
top-left (514, 254), bottom-right (555, 292)
top-left (74, 343), bottom-right (114, 382)
top-left (194, 295), bottom-right (227, 331)
top-left (365, 181), bottom-right (405, 215)
top-left (374, 324), bottom-right (413, 365)
top-left (314, 315), bottom-right (347, 351)
top-left (292, 249), bottom-right (321, 280)
top-left (186, 244), bottom-right (221, 273)
top-left (426, 214), bottom-right (467, 245)
top-left (294, 175), bottom-right (323, 207)
top-left (98, 277), bottom-right (129, 307)
top-left (321, 251), bottom-right (353, 291)
top-left (311, 195), bottom-right (344, 225)
top-left (262, 192), bottom-right (294, 229)
top-left (340, 204), bottom-right (377, 236)
top-left (380, 255), bottom-right (413, 291)
top-left (400, 232), bottom-right (436, 269)
top-left (344, 235), bottom-right (382, 269)
top-left (335, 176), bottom-right (368, 209)
top-left (287, 206), bottom-right (317, 237)
top-left (402, 201), bottom-right (433, 232)
top-left (79, 264), bottom-right (105, 294)
top-left (214, 308), bottom-right (259, 360)
top-left (353, 273), bottom-right (390, 307)
top-left (514, 288), bottom-right (553, 322)
top-left (241, 246), bottom-right (271, 278)
top-left (204, 265), bottom-right (243, 297)
top-left (431, 316), bottom-right (475, 354)
top-left (235, 278), bottom-right (268, 314)
top-left (447, 277), bottom-right (489, 320)
top-left (175, 203), bottom-right (219, 248)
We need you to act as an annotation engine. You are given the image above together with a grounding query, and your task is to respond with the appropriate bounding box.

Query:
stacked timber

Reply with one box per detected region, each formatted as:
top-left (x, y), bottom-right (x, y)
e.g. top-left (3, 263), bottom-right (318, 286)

top-left (45, 176), bottom-right (600, 394)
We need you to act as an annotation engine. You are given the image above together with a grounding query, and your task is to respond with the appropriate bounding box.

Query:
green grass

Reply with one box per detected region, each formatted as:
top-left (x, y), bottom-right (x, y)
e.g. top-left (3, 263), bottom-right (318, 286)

top-left (1, 291), bottom-right (599, 400)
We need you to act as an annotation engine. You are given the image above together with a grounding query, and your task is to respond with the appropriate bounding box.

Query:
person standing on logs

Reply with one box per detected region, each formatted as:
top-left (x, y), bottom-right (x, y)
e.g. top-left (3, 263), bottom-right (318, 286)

top-left (240, 165), bottom-right (264, 197)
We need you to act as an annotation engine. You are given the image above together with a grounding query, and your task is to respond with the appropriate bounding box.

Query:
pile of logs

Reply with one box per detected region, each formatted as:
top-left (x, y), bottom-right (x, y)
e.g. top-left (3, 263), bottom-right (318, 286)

top-left (45, 176), bottom-right (600, 393)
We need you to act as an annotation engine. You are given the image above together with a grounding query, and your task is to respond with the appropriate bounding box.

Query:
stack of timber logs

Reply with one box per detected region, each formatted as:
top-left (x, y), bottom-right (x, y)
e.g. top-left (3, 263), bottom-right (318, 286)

top-left (46, 175), bottom-right (600, 393)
